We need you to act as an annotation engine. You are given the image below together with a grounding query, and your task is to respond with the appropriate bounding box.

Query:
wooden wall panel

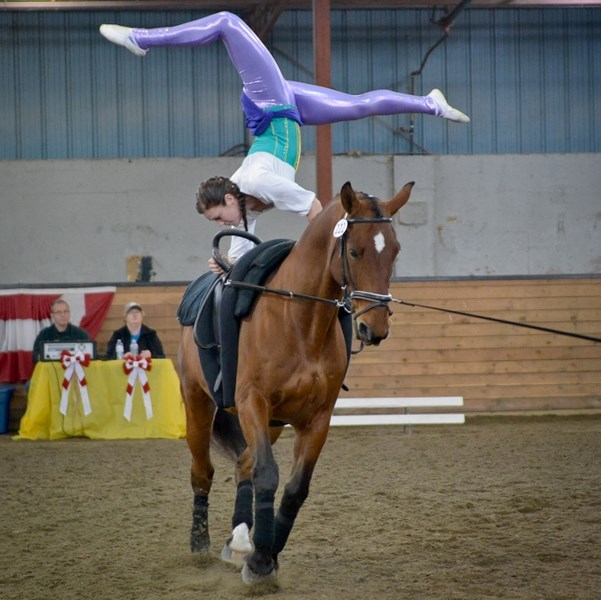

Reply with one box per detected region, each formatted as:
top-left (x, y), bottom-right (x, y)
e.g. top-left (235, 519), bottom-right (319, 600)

top-left (94, 277), bottom-right (600, 415)
top-left (11, 277), bottom-right (599, 431)
top-left (342, 278), bottom-right (601, 414)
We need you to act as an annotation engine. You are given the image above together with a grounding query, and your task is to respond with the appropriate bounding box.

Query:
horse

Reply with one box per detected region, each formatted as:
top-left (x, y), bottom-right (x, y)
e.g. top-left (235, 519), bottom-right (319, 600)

top-left (177, 180), bottom-right (414, 585)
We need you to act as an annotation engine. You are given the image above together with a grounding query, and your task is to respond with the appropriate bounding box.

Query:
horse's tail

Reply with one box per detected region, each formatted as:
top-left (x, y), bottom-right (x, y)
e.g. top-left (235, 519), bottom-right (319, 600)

top-left (211, 408), bottom-right (247, 462)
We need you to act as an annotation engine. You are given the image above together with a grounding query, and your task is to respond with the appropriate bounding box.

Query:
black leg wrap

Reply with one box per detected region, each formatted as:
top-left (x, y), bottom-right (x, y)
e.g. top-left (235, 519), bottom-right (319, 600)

top-left (253, 491), bottom-right (275, 550)
top-left (273, 508), bottom-right (296, 556)
top-left (190, 494), bottom-right (210, 552)
top-left (232, 480), bottom-right (253, 530)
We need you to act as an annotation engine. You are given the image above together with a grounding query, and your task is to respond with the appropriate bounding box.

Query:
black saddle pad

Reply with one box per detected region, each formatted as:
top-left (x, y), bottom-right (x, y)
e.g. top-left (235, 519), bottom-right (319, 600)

top-left (177, 271), bottom-right (218, 326)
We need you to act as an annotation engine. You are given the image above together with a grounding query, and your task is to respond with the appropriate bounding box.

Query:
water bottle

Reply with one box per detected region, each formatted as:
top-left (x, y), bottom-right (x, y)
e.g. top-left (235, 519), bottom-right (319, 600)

top-left (129, 339), bottom-right (139, 357)
top-left (115, 339), bottom-right (124, 360)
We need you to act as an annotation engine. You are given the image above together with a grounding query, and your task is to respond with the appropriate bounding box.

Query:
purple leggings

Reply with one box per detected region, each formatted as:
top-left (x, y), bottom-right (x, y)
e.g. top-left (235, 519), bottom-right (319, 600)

top-left (133, 12), bottom-right (440, 125)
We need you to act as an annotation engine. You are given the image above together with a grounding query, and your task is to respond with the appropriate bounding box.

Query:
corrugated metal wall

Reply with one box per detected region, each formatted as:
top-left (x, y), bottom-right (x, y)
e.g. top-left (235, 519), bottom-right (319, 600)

top-left (1, 8), bottom-right (599, 160)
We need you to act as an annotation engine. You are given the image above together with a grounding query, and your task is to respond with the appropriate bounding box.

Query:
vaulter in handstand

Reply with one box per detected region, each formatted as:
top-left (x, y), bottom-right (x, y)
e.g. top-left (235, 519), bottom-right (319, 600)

top-left (100, 12), bottom-right (470, 271)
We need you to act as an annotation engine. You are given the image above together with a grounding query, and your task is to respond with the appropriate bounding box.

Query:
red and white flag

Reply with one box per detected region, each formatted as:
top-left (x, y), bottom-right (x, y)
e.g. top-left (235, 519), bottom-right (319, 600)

top-left (0, 286), bottom-right (115, 383)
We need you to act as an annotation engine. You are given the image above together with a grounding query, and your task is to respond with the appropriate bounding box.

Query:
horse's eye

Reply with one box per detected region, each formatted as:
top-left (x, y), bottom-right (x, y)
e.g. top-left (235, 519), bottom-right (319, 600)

top-left (349, 248), bottom-right (359, 259)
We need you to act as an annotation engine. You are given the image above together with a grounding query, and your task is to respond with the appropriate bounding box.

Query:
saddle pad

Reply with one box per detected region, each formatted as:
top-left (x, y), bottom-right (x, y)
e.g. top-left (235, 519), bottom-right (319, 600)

top-left (177, 272), bottom-right (218, 326)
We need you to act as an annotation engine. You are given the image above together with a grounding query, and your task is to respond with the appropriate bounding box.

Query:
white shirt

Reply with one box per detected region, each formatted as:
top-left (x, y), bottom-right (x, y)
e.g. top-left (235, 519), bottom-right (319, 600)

top-left (228, 152), bottom-right (315, 261)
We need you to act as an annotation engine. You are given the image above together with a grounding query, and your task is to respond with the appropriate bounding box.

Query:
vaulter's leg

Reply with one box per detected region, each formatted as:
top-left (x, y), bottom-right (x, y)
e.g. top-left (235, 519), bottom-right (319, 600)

top-left (99, 11), bottom-right (295, 107)
top-left (289, 80), bottom-right (470, 124)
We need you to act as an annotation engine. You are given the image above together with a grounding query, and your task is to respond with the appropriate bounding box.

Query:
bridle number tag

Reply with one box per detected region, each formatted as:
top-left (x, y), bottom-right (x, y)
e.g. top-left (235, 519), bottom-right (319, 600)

top-left (333, 218), bottom-right (348, 238)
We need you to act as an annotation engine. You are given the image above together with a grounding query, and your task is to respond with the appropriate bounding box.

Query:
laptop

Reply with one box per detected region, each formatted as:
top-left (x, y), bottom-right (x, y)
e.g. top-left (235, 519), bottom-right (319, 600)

top-left (41, 341), bottom-right (97, 361)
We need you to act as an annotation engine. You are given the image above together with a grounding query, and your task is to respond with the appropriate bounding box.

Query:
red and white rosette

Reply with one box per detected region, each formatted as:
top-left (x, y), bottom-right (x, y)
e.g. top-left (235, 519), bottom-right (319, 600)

top-left (59, 350), bottom-right (92, 416)
top-left (123, 354), bottom-right (153, 421)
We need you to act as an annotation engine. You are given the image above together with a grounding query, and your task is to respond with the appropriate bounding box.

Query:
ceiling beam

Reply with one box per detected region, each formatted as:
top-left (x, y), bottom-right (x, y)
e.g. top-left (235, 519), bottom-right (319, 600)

top-left (3, 0), bottom-right (600, 11)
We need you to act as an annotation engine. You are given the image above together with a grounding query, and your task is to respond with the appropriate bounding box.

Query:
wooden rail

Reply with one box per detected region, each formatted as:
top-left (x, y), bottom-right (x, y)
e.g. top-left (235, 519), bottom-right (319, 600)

top-left (332, 397), bottom-right (465, 426)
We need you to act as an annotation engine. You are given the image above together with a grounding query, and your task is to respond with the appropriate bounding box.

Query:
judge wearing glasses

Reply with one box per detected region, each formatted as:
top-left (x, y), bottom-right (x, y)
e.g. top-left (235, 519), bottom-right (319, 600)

top-left (32, 298), bottom-right (91, 363)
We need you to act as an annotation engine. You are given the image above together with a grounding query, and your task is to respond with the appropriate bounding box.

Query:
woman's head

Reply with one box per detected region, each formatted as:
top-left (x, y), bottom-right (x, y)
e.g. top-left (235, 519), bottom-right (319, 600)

top-left (196, 176), bottom-right (248, 230)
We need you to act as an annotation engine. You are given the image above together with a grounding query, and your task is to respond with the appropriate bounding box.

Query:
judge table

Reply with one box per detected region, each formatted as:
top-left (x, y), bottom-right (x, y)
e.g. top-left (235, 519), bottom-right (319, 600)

top-left (17, 358), bottom-right (186, 440)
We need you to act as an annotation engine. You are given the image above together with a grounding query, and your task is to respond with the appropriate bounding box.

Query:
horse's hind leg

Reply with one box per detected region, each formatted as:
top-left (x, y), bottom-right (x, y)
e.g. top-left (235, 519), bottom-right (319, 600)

top-left (179, 328), bottom-right (216, 553)
top-left (186, 387), bottom-right (216, 552)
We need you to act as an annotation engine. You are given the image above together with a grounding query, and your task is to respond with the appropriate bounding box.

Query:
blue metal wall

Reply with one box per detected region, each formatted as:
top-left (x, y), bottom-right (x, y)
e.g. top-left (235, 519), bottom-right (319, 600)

top-left (1, 8), bottom-right (599, 160)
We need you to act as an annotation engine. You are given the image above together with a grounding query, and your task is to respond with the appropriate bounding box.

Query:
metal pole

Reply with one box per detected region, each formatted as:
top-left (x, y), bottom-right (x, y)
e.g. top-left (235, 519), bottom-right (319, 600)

top-left (313, 0), bottom-right (332, 204)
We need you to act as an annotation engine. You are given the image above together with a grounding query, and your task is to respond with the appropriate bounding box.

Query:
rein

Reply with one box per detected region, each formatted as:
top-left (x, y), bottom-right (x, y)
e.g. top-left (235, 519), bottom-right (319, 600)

top-left (390, 297), bottom-right (601, 344)
top-left (225, 281), bottom-right (601, 345)
top-left (224, 279), bottom-right (343, 309)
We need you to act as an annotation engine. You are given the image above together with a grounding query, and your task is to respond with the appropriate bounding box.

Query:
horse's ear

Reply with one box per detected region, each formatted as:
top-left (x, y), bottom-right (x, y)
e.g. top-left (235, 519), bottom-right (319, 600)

top-left (384, 181), bottom-right (415, 217)
top-left (340, 181), bottom-right (360, 214)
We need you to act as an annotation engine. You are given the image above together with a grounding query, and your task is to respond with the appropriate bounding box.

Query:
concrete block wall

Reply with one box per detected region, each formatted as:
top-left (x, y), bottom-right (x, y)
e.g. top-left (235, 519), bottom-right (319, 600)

top-left (1, 153), bottom-right (599, 285)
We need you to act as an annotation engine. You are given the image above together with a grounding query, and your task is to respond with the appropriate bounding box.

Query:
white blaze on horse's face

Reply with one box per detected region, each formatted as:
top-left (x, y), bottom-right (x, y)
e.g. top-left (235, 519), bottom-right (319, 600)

top-left (373, 232), bottom-right (386, 254)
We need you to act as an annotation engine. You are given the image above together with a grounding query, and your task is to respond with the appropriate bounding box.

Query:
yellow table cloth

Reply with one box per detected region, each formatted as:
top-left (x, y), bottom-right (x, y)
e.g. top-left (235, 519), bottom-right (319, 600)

top-left (17, 359), bottom-right (186, 440)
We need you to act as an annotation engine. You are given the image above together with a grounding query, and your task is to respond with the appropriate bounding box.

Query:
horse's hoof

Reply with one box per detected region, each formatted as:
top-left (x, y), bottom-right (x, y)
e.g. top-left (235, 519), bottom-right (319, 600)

top-left (241, 553), bottom-right (278, 585)
top-left (241, 561), bottom-right (278, 585)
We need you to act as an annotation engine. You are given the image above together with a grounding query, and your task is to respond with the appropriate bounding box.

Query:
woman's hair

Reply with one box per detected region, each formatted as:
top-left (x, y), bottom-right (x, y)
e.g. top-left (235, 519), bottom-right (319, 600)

top-left (196, 176), bottom-right (248, 231)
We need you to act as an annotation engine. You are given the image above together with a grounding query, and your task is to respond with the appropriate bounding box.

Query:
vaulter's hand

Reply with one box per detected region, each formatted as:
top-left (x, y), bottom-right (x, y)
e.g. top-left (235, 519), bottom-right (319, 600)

top-left (208, 257), bottom-right (226, 275)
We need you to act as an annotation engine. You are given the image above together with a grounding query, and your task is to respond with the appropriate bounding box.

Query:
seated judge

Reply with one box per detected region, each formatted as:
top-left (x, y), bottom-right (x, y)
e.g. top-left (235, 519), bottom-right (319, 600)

top-left (32, 298), bottom-right (91, 363)
top-left (105, 301), bottom-right (165, 359)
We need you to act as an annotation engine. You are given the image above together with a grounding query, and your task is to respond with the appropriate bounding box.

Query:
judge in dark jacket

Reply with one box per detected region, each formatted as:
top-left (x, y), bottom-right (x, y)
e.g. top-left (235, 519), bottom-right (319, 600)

top-left (105, 301), bottom-right (165, 359)
top-left (32, 298), bottom-right (90, 363)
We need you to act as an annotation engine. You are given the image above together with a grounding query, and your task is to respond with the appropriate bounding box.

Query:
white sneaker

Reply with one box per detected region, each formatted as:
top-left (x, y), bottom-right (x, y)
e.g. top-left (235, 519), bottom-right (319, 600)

top-left (99, 24), bottom-right (147, 57)
top-left (427, 89), bottom-right (470, 123)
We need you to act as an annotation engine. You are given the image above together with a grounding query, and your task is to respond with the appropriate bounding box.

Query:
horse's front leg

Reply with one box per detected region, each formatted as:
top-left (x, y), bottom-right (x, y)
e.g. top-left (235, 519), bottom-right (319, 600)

top-left (273, 414), bottom-right (331, 560)
top-left (221, 425), bottom-right (284, 568)
top-left (220, 447), bottom-right (254, 566)
top-left (235, 404), bottom-right (280, 583)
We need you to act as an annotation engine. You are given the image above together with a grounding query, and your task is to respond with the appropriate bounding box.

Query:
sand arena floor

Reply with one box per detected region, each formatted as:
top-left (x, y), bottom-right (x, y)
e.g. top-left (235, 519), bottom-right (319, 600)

top-left (1, 414), bottom-right (600, 599)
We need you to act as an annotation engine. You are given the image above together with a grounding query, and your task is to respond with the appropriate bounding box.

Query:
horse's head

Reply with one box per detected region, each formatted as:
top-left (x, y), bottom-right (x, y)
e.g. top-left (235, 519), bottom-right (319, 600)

top-left (332, 181), bottom-right (413, 346)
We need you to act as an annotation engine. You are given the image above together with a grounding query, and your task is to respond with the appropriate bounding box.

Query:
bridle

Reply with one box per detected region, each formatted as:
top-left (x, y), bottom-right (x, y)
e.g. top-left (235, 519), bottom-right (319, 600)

top-left (337, 214), bottom-right (396, 318)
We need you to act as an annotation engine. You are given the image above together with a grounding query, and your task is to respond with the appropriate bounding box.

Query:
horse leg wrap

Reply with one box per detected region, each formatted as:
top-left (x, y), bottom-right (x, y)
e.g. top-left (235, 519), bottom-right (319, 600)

top-left (273, 509), bottom-right (296, 556)
top-left (252, 490), bottom-right (275, 550)
top-left (232, 480), bottom-right (253, 530)
top-left (190, 494), bottom-right (210, 552)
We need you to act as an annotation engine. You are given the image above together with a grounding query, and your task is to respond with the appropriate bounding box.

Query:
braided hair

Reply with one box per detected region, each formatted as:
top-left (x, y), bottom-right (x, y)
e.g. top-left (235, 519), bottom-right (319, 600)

top-left (196, 176), bottom-right (248, 231)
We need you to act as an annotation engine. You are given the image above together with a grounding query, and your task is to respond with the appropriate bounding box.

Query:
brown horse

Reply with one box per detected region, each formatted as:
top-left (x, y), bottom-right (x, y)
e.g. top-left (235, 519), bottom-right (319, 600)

top-left (178, 180), bottom-right (414, 585)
